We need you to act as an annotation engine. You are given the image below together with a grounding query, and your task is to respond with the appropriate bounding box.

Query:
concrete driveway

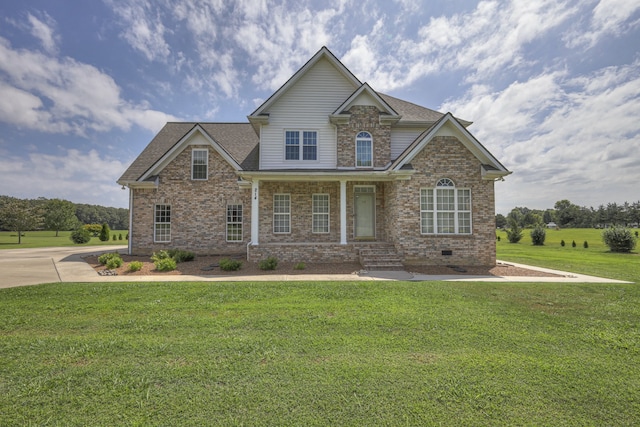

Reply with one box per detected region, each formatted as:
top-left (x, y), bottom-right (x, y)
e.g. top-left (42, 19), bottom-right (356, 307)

top-left (0, 245), bottom-right (126, 289)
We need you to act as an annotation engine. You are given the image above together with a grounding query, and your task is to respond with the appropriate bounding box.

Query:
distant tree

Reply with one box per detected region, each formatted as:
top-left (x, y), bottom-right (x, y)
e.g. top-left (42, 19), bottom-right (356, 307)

top-left (44, 199), bottom-right (78, 237)
top-left (0, 198), bottom-right (43, 243)
top-left (495, 213), bottom-right (507, 229)
top-left (554, 199), bottom-right (580, 228)
top-left (530, 225), bottom-right (546, 246)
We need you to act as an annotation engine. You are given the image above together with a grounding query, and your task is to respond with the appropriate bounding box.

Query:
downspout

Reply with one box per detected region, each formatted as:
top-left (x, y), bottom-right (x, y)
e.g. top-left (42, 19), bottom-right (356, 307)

top-left (128, 186), bottom-right (133, 255)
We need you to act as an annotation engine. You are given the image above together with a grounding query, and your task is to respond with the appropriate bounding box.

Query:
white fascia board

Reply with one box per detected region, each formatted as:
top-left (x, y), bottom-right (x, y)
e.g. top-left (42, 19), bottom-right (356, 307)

top-left (139, 125), bottom-right (242, 182)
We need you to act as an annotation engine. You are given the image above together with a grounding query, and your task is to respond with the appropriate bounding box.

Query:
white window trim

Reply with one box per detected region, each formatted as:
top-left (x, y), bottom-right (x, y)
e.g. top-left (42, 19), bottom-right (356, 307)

top-left (312, 193), bottom-right (330, 234)
top-left (355, 131), bottom-right (373, 168)
top-left (273, 193), bottom-right (291, 234)
top-left (284, 130), bottom-right (318, 161)
top-left (226, 204), bottom-right (243, 242)
top-left (420, 179), bottom-right (472, 235)
top-left (154, 204), bottom-right (171, 243)
top-left (191, 149), bottom-right (208, 180)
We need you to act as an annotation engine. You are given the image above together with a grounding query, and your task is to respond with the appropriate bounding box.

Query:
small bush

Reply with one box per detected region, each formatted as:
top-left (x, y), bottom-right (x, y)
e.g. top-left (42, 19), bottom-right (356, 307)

top-left (126, 233), bottom-right (129, 240)
top-left (167, 249), bottom-right (195, 263)
top-left (112, 234), bottom-right (117, 241)
top-left (154, 257), bottom-right (177, 272)
top-left (119, 233), bottom-right (123, 240)
top-left (583, 241), bottom-right (589, 249)
top-left (259, 256), bottom-right (278, 270)
top-left (602, 227), bottom-right (637, 253)
top-left (83, 224), bottom-right (102, 237)
top-left (561, 240), bottom-right (565, 247)
top-left (220, 258), bottom-right (242, 271)
top-left (294, 262), bottom-right (306, 270)
top-left (98, 252), bottom-right (121, 265)
top-left (70, 227), bottom-right (91, 244)
top-left (128, 261), bottom-right (143, 272)
top-left (151, 250), bottom-right (171, 263)
top-left (99, 223), bottom-right (111, 242)
top-left (105, 255), bottom-right (123, 269)
top-left (572, 240), bottom-right (577, 248)
top-left (636, 231), bottom-right (639, 238)
top-left (530, 226), bottom-right (546, 246)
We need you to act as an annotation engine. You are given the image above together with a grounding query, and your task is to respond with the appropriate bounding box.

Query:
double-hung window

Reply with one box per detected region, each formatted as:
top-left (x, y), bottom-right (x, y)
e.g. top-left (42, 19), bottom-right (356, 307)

top-left (285, 130), bottom-right (317, 161)
top-left (154, 204), bottom-right (171, 242)
top-left (226, 204), bottom-right (243, 242)
top-left (273, 194), bottom-right (291, 233)
top-left (312, 194), bottom-right (329, 233)
top-left (191, 149), bottom-right (208, 180)
top-left (420, 178), bottom-right (471, 234)
top-left (356, 131), bottom-right (372, 167)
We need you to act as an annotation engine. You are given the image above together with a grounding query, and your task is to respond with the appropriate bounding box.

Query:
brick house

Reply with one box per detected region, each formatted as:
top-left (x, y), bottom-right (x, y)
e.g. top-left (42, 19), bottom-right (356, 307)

top-left (118, 47), bottom-right (510, 268)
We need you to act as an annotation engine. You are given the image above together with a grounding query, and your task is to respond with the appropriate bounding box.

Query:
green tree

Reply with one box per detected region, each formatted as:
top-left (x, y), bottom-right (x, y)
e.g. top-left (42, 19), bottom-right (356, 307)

top-left (99, 223), bottom-right (111, 242)
top-left (44, 199), bottom-right (78, 237)
top-left (505, 216), bottom-right (524, 243)
top-left (0, 198), bottom-right (43, 244)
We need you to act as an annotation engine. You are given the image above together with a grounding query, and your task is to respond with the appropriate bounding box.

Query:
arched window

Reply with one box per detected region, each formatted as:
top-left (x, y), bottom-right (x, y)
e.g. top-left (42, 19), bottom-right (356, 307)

top-left (355, 131), bottom-right (372, 167)
top-left (420, 178), bottom-right (471, 234)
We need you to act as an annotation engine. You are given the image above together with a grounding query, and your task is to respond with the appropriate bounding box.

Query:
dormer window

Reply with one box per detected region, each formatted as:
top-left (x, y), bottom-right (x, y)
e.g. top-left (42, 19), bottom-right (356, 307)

top-left (356, 131), bottom-right (372, 167)
top-left (285, 130), bottom-right (317, 161)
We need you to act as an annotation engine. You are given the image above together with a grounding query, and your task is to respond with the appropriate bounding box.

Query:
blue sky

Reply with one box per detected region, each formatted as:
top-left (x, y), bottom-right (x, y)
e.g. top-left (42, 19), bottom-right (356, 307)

top-left (0, 0), bottom-right (639, 214)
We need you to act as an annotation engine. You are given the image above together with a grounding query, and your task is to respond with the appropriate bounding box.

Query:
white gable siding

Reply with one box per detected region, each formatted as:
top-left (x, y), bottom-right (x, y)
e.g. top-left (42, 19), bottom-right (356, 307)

top-left (260, 57), bottom-right (358, 169)
top-left (390, 128), bottom-right (425, 159)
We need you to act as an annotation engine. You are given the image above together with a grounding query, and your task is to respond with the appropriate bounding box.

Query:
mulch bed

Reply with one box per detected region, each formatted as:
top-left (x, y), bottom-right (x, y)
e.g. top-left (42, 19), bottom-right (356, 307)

top-left (84, 254), bottom-right (563, 278)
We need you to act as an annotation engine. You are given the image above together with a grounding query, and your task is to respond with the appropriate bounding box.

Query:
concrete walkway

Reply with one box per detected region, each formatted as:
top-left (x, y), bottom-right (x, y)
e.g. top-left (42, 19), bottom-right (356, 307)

top-left (0, 246), bottom-right (632, 289)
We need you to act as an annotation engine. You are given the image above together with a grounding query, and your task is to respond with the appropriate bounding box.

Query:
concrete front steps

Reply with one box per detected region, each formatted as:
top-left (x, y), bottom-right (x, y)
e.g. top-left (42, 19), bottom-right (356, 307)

top-left (358, 244), bottom-right (404, 271)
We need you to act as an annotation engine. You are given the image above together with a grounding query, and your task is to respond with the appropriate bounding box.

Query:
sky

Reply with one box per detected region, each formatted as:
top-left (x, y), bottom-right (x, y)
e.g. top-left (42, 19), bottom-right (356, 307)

top-left (0, 0), bottom-right (639, 214)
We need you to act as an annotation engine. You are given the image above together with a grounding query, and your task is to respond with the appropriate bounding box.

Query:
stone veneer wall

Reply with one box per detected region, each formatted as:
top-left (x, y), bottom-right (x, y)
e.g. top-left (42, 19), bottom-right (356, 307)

top-left (387, 136), bottom-right (497, 266)
top-left (130, 144), bottom-right (251, 255)
top-left (336, 106), bottom-right (391, 168)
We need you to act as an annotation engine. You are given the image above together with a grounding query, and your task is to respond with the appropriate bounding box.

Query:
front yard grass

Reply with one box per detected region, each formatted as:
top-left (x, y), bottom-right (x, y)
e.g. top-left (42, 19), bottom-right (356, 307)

top-left (0, 230), bottom-right (128, 249)
top-left (1, 280), bottom-right (638, 425)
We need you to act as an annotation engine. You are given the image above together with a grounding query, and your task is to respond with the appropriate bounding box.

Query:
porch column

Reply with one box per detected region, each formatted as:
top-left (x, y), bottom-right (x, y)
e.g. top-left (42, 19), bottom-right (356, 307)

top-left (251, 179), bottom-right (260, 245)
top-left (340, 180), bottom-right (347, 244)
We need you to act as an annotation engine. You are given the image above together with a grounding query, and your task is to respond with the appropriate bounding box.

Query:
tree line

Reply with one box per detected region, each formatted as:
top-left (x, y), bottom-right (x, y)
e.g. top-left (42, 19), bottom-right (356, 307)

top-left (0, 196), bottom-right (129, 237)
top-left (497, 199), bottom-right (640, 229)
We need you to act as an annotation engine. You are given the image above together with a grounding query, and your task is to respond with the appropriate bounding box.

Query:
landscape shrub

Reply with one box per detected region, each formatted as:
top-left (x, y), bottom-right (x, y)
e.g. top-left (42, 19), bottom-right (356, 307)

top-left (602, 227), bottom-right (637, 253)
top-left (98, 252), bottom-right (121, 265)
top-left (99, 223), bottom-right (111, 242)
top-left (220, 258), bottom-right (242, 271)
top-left (572, 240), bottom-right (577, 248)
top-left (151, 250), bottom-right (171, 263)
top-left (83, 224), bottom-right (102, 237)
top-left (70, 227), bottom-right (91, 244)
top-left (294, 262), bottom-right (306, 270)
top-left (118, 233), bottom-right (123, 240)
top-left (154, 257), bottom-right (177, 272)
top-left (112, 234), bottom-right (117, 241)
top-left (167, 249), bottom-right (195, 263)
top-left (105, 255), bottom-right (123, 269)
top-left (259, 256), bottom-right (278, 270)
top-left (530, 226), bottom-right (546, 246)
top-left (561, 240), bottom-right (565, 247)
top-left (128, 261), bottom-right (143, 272)
top-left (583, 241), bottom-right (589, 249)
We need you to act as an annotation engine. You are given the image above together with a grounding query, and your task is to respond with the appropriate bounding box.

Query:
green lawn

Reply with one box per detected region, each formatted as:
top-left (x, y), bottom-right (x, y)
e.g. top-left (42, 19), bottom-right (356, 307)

top-left (1, 280), bottom-right (639, 425)
top-left (0, 230), bottom-right (128, 249)
top-left (497, 228), bottom-right (640, 283)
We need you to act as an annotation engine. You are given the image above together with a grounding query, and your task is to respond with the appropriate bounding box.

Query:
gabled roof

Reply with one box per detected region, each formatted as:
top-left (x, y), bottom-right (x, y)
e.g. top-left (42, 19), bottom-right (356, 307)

top-left (117, 123), bottom-right (259, 184)
top-left (390, 113), bottom-right (510, 179)
top-left (379, 93), bottom-right (472, 126)
top-left (248, 47), bottom-right (361, 121)
top-left (332, 83), bottom-right (399, 116)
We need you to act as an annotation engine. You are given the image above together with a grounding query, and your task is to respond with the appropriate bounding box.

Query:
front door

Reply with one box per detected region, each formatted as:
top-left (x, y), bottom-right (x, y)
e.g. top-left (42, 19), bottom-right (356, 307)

top-left (354, 190), bottom-right (375, 239)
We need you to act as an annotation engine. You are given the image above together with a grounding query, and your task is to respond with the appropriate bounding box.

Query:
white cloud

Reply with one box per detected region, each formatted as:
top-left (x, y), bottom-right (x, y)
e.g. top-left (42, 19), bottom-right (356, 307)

top-left (0, 149), bottom-right (129, 207)
top-left (565, 0), bottom-right (640, 48)
top-left (0, 37), bottom-right (177, 135)
top-left (27, 12), bottom-right (59, 54)
top-left (105, 0), bottom-right (171, 62)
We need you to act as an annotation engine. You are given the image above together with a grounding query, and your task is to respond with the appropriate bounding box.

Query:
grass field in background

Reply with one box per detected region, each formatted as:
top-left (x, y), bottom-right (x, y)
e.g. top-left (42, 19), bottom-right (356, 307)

top-left (1, 280), bottom-right (638, 425)
top-left (497, 228), bottom-right (640, 283)
top-left (0, 230), bottom-right (128, 249)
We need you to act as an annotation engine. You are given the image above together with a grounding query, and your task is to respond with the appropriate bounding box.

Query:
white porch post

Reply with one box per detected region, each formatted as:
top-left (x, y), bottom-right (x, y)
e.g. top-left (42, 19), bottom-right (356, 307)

top-left (340, 180), bottom-right (347, 244)
top-left (251, 179), bottom-right (260, 245)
